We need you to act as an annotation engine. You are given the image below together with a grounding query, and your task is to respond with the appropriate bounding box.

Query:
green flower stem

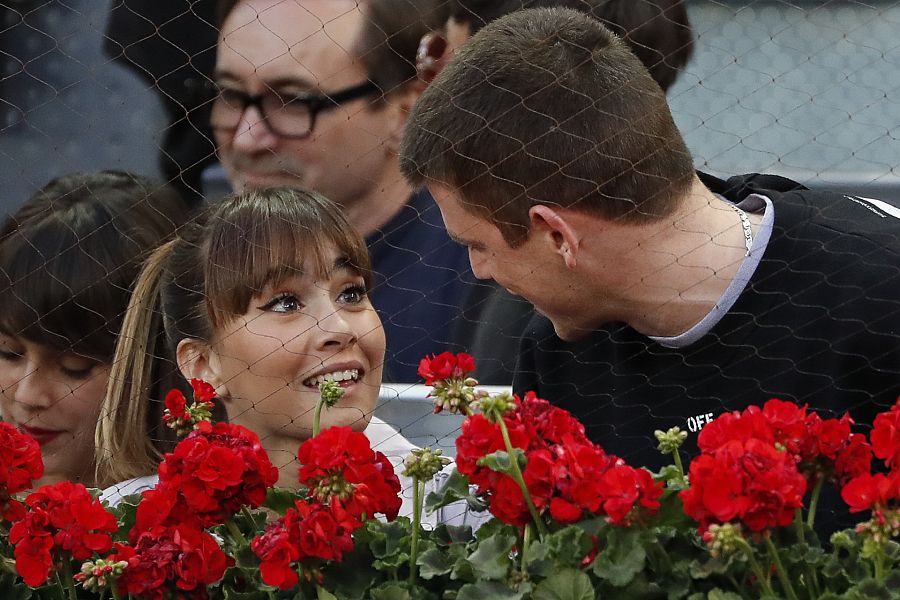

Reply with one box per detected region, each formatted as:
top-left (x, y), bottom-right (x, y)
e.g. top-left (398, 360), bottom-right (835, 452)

top-left (313, 398), bottom-right (325, 438)
top-left (805, 477), bottom-right (825, 529)
top-left (766, 536), bottom-right (800, 600)
top-left (58, 561), bottom-right (78, 600)
top-left (793, 508), bottom-right (805, 544)
top-left (672, 450), bottom-right (685, 481)
top-left (521, 524), bottom-right (533, 573)
top-left (225, 519), bottom-right (249, 547)
top-left (242, 506), bottom-right (261, 530)
top-left (737, 538), bottom-right (776, 598)
top-left (874, 546), bottom-right (886, 582)
top-left (497, 418), bottom-right (548, 538)
top-left (111, 586), bottom-right (123, 600)
top-left (408, 478), bottom-right (425, 585)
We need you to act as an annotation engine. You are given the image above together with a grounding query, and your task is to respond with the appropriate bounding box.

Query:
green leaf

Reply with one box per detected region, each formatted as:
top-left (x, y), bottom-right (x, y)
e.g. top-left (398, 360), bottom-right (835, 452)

top-left (706, 590), bottom-right (744, 600)
top-left (456, 580), bottom-right (526, 600)
top-left (316, 586), bottom-right (339, 600)
top-left (430, 523), bottom-right (476, 547)
top-left (532, 568), bottom-right (594, 600)
top-left (545, 526), bottom-right (589, 567)
top-left (417, 547), bottom-right (454, 579)
top-left (263, 487), bottom-right (302, 515)
top-left (424, 469), bottom-right (488, 513)
top-left (466, 532), bottom-right (516, 580)
top-left (223, 587), bottom-right (271, 600)
top-left (368, 520), bottom-right (411, 560)
top-left (591, 527), bottom-right (647, 587)
top-left (0, 571), bottom-right (31, 600)
top-left (369, 583), bottom-right (412, 600)
top-left (476, 449), bottom-right (526, 474)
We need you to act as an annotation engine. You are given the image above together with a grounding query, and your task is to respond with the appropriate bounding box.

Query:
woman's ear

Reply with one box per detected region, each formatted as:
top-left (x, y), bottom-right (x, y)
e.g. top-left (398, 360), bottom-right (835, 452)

top-left (176, 338), bottom-right (229, 398)
top-left (528, 205), bottom-right (581, 269)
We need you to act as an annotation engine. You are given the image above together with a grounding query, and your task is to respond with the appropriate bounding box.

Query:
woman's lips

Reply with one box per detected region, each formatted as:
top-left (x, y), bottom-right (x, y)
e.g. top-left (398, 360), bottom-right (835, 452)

top-left (18, 425), bottom-right (63, 445)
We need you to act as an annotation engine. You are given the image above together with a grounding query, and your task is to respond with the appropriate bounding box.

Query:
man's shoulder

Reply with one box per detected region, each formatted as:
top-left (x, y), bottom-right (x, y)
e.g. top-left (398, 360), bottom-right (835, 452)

top-left (702, 171), bottom-right (900, 253)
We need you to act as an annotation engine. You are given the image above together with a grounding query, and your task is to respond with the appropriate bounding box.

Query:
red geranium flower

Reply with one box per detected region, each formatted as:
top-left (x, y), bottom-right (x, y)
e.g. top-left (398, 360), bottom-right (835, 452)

top-left (252, 498), bottom-right (360, 589)
top-left (144, 423), bottom-right (278, 528)
top-left (297, 426), bottom-right (402, 521)
top-left (418, 351), bottom-right (475, 385)
top-left (681, 438), bottom-right (807, 533)
top-left (455, 391), bottom-right (660, 527)
top-left (8, 481), bottom-right (117, 586)
top-left (871, 396), bottom-right (900, 469)
top-left (190, 378), bottom-right (217, 405)
top-left (114, 525), bottom-right (231, 599)
top-left (841, 472), bottom-right (900, 513)
top-left (0, 422), bottom-right (44, 521)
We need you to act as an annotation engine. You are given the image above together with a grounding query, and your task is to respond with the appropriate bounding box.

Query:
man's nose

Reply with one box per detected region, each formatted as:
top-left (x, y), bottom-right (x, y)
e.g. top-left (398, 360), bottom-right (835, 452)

top-left (229, 105), bottom-right (280, 153)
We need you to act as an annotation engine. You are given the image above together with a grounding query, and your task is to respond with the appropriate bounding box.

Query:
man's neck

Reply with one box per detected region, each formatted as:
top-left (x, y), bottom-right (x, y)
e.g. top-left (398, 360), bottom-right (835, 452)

top-left (582, 178), bottom-right (763, 338)
top-left (343, 163), bottom-right (415, 239)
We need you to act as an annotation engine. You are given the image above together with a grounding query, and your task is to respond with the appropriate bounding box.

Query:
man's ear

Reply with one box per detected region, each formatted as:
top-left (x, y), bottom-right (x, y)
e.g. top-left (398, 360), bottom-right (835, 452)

top-left (176, 338), bottom-right (229, 398)
top-left (528, 205), bottom-right (581, 269)
top-left (415, 30), bottom-right (449, 84)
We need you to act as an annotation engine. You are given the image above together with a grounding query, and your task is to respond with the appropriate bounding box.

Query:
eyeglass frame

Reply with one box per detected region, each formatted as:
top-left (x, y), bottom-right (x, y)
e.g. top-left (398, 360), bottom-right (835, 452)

top-left (203, 79), bottom-right (381, 139)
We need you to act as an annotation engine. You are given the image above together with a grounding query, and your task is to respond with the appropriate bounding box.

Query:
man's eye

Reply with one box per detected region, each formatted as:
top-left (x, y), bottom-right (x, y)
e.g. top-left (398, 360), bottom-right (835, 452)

top-left (258, 293), bottom-right (302, 313)
top-left (338, 285), bottom-right (367, 305)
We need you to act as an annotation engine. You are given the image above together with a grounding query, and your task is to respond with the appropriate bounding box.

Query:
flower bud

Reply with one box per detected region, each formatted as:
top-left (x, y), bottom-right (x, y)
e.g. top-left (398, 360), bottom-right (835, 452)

top-left (703, 523), bottom-right (746, 560)
top-left (74, 558), bottom-right (127, 592)
top-left (476, 391), bottom-right (517, 423)
top-left (318, 380), bottom-right (346, 407)
top-left (655, 427), bottom-right (688, 454)
top-left (403, 447), bottom-right (451, 480)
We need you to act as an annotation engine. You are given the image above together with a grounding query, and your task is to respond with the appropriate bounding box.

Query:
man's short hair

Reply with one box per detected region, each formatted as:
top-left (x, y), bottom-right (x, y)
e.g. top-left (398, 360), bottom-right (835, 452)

top-left (217, 0), bottom-right (448, 94)
top-left (400, 8), bottom-right (695, 247)
top-left (447, 0), bottom-right (693, 92)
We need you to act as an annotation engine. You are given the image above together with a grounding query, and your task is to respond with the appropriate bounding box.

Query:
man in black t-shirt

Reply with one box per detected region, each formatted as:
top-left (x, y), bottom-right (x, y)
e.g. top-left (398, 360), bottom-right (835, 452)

top-left (399, 8), bottom-right (900, 465)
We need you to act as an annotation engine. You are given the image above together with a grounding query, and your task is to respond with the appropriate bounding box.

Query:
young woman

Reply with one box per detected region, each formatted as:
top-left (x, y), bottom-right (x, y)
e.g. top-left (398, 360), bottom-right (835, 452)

top-left (0, 171), bottom-right (190, 489)
top-left (97, 187), bottom-right (461, 521)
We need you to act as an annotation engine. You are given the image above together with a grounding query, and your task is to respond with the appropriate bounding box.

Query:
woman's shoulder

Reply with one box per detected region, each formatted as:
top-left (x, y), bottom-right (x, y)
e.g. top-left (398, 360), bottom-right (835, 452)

top-left (364, 416), bottom-right (420, 457)
top-left (99, 474), bottom-right (159, 507)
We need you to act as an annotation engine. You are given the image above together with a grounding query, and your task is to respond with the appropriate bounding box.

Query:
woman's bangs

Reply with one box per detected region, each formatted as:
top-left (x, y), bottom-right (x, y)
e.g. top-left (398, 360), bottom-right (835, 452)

top-left (0, 232), bottom-right (118, 358)
top-left (204, 197), bottom-right (372, 325)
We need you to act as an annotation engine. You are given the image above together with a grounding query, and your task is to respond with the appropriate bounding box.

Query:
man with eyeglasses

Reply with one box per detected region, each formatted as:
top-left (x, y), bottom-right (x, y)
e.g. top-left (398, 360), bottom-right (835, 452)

top-left (211, 0), bottom-right (468, 382)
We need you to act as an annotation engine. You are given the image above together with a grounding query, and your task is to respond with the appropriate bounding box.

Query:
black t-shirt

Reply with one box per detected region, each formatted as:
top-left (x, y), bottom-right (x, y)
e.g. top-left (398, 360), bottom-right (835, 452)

top-left (514, 173), bottom-right (900, 471)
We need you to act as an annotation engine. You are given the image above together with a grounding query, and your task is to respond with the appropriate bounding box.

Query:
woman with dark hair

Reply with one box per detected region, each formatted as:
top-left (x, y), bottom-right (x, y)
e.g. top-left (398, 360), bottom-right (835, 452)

top-left (0, 171), bottom-right (190, 489)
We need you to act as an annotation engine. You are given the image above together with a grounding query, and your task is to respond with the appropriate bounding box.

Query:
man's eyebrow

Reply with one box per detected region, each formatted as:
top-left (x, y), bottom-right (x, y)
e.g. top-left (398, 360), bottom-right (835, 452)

top-left (212, 69), bottom-right (315, 91)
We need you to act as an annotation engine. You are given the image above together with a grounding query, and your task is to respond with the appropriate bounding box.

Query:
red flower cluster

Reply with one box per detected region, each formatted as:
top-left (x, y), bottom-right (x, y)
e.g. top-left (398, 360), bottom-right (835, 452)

top-left (112, 525), bottom-right (231, 599)
top-left (8, 481), bottom-right (117, 586)
top-left (456, 392), bottom-right (662, 526)
top-left (163, 379), bottom-right (217, 434)
top-left (140, 422), bottom-right (278, 529)
top-left (0, 422), bottom-right (43, 521)
top-left (871, 396), bottom-right (900, 469)
top-left (698, 400), bottom-right (871, 486)
top-left (252, 498), bottom-right (359, 589)
top-left (840, 396), bottom-right (900, 514)
top-left (250, 427), bottom-right (402, 589)
top-left (418, 351), bottom-right (475, 385)
top-left (681, 438), bottom-right (807, 533)
top-left (297, 426), bottom-right (402, 521)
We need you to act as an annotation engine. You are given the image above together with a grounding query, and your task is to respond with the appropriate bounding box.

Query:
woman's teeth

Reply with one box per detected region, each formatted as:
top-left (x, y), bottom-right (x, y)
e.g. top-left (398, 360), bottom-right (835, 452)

top-left (305, 369), bottom-right (359, 387)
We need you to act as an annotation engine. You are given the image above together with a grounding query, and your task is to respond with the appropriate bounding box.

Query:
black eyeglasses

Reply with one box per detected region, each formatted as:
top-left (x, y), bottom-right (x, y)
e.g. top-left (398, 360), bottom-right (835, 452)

top-left (206, 80), bottom-right (380, 139)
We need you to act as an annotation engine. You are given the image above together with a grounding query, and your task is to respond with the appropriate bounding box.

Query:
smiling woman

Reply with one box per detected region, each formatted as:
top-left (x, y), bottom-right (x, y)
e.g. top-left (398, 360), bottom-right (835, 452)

top-left (0, 171), bottom-right (189, 489)
top-left (97, 188), bottom-right (437, 518)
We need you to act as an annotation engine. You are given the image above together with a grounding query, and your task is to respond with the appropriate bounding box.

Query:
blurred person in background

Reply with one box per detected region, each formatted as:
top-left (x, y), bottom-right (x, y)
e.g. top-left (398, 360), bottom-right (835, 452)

top-left (209, 0), bottom-right (468, 382)
top-left (0, 171), bottom-right (190, 489)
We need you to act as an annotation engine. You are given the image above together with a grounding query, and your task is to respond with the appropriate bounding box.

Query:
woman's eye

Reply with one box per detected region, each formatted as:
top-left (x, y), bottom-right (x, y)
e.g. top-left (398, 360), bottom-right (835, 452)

top-left (58, 355), bottom-right (99, 380)
top-left (0, 349), bottom-right (23, 362)
top-left (259, 293), bottom-right (302, 313)
top-left (338, 285), bottom-right (367, 305)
